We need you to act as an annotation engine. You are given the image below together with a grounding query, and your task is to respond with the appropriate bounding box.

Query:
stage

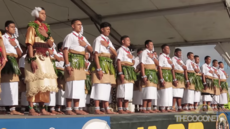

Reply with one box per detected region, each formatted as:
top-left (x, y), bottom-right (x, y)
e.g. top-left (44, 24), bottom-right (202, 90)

top-left (0, 111), bottom-right (228, 129)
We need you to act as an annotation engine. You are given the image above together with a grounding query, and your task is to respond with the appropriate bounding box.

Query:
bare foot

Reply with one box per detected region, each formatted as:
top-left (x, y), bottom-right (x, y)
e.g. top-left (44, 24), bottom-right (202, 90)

top-left (41, 109), bottom-right (55, 116)
top-left (141, 110), bottom-right (149, 113)
top-left (153, 109), bottom-right (160, 113)
top-left (139, 109), bottom-right (143, 112)
top-left (10, 110), bottom-right (24, 115)
top-left (50, 110), bottom-right (63, 115)
top-left (80, 110), bottom-right (89, 115)
top-left (148, 110), bottom-right (157, 113)
top-left (57, 111), bottom-right (65, 114)
top-left (167, 109), bottom-right (175, 112)
top-left (29, 109), bottom-right (40, 116)
top-left (94, 110), bottom-right (105, 115)
top-left (125, 110), bottom-right (134, 114)
top-left (118, 110), bottom-right (127, 114)
top-left (178, 109), bottom-right (184, 112)
top-left (65, 110), bottom-right (76, 115)
top-left (160, 109), bottom-right (167, 113)
top-left (73, 110), bottom-right (85, 115)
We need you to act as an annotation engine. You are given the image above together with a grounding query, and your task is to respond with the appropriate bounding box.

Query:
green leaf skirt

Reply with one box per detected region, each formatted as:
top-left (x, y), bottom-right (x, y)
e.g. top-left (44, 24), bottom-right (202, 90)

top-left (2, 55), bottom-right (21, 75)
top-left (68, 53), bottom-right (85, 69)
top-left (121, 65), bottom-right (137, 81)
top-left (145, 69), bottom-right (158, 84)
top-left (162, 69), bottom-right (172, 82)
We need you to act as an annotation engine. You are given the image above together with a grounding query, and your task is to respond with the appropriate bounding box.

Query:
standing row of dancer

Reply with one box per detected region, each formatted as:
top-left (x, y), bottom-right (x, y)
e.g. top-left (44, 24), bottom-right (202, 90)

top-left (0, 7), bottom-right (228, 116)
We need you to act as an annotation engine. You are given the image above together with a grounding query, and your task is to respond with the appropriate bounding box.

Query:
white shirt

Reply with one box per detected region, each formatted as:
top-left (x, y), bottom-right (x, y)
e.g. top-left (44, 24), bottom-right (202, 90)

top-left (93, 34), bottom-right (115, 54)
top-left (116, 46), bottom-right (132, 63)
top-left (219, 68), bottom-right (227, 80)
top-left (63, 31), bottom-right (91, 52)
top-left (140, 49), bottom-right (155, 65)
top-left (212, 66), bottom-right (219, 79)
top-left (202, 63), bottom-right (213, 77)
top-left (19, 54), bottom-right (27, 68)
top-left (133, 56), bottom-right (140, 69)
top-left (55, 52), bottom-right (64, 69)
top-left (172, 56), bottom-right (184, 71)
top-left (2, 33), bottom-right (22, 55)
top-left (159, 53), bottom-right (172, 68)
top-left (186, 59), bottom-right (195, 71)
top-left (50, 48), bottom-right (58, 58)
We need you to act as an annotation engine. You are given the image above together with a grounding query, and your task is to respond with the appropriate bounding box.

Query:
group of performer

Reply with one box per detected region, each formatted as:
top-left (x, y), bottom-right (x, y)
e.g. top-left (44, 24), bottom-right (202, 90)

top-left (0, 7), bottom-right (228, 116)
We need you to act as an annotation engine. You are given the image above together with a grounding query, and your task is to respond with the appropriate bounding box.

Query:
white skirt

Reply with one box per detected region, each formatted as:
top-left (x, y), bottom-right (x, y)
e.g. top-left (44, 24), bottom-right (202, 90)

top-left (211, 95), bottom-right (220, 104)
top-left (142, 87), bottom-right (157, 100)
top-left (79, 93), bottom-right (87, 107)
top-left (219, 93), bottom-right (228, 104)
top-left (90, 83), bottom-right (111, 101)
top-left (56, 89), bottom-right (65, 106)
top-left (182, 89), bottom-right (194, 104)
top-left (194, 91), bottom-right (201, 102)
top-left (202, 95), bottom-right (212, 102)
top-left (45, 92), bottom-right (56, 106)
top-left (64, 80), bottom-right (85, 99)
top-left (158, 87), bottom-right (173, 107)
top-left (21, 92), bottom-right (28, 106)
top-left (133, 90), bottom-right (142, 105)
top-left (117, 83), bottom-right (133, 100)
top-left (0, 82), bottom-right (18, 106)
top-left (173, 88), bottom-right (184, 98)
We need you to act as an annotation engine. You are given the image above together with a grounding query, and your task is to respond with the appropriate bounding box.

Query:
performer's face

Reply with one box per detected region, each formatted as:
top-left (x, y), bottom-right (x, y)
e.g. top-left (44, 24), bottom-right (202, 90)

top-left (5, 23), bottom-right (15, 35)
top-left (195, 57), bottom-right (199, 63)
top-left (176, 51), bottom-right (182, 58)
top-left (213, 61), bottom-right (218, 67)
top-left (122, 37), bottom-right (131, 47)
top-left (146, 42), bottom-right (154, 51)
top-left (38, 10), bottom-right (46, 21)
top-left (137, 51), bottom-right (143, 56)
top-left (101, 27), bottom-right (110, 36)
top-left (72, 20), bottom-right (82, 33)
top-left (153, 52), bottom-right (158, 57)
top-left (219, 63), bottom-right (224, 68)
top-left (163, 46), bottom-right (170, 55)
top-left (206, 57), bottom-right (211, 64)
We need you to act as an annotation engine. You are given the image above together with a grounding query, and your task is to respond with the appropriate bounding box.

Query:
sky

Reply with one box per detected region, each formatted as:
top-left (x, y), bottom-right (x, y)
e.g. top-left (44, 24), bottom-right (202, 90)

top-left (179, 45), bottom-right (230, 85)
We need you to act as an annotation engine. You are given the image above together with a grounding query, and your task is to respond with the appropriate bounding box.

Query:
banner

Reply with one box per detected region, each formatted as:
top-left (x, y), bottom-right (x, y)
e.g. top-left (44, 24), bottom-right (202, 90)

top-left (0, 116), bottom-right (110, 129)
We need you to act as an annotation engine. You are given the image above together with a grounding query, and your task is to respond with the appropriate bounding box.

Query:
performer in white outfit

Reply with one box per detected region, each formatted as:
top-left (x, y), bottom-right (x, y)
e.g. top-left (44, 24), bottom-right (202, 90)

top-left (133, 48), bottom-right (143, 112)
top-left (201, 56), bottom-right (214, 111)
top-left (171, 48), bottom-right (188, 112)
top-left (55, 42), bottom-right (65, 114)
top-left (193, 55), bottom-right (203, 110)
top-left (218, 61), bottom-right (228, 110)
top-left (140, 40), bottom-right (159, 113)
top-left (1, 20), bottom-right (23, 115)
top-left (19, 46), bottom-right (28, 113)
top-left (158, 44), bottom-right (177, 112)
top-left (183, 52), bottom-right (197, 111)
top-left (63, 19), bottom-right (93, 115)
top-left (116, 36), bottom-right (135, 114)
top-left (90, 22), bottom-right (118, 114)
top-left (211, 59), bottom-right (220, 111)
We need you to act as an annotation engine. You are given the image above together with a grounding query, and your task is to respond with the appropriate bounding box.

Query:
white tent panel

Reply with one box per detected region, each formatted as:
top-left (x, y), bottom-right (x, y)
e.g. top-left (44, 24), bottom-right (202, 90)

top-left (166, 10), bottom-right (230, 41)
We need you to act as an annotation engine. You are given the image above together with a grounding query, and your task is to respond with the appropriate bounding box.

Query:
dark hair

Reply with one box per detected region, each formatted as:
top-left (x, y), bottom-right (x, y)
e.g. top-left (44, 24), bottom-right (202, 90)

top-left (100, 22), bottom-right (111, 29)
top-left (71, 19), bottom-right (80, 25)
top-left (187, 52), bottom-right (193, 57)
top-left (174, 48), bottom-right (181, 53)
top-left (212, 59), bottom-right (218, 63)
top-left (40, 7), bottom-right (45, 10)
top-left (145, 40), bottom-right (152, 48)
top-left (5, 20), bottom-right (15, 27)
top-left (120, 35), bottom-right (129, 43)
top-left (137, 48), bottom-right (143, 53)
top-left (194, 55), bottom-right (199, 59)
top-left (57, 42), bottom-right (63, 51)
top-left (218, 61), bottom-right (223, 65)
top-left (161, 44), bottom-right (168, 50)
top-left (204, 56), bottom-right (210, 60)
top-left (153, 51), bottom-right (156, 53)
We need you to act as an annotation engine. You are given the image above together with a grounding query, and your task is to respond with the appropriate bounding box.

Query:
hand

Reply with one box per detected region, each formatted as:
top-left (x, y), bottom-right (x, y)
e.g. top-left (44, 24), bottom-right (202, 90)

top-left (48, 49), bottom-right (54, 55)
top-left (147, 53), bottom-right (154, 59)
top-left (38, 27), bottom-right (48, 38)
top-left (100, 40), bottom-right (109, 47)
top-left (186, 81), bottom-right (190, 88)
top-left (79, 40), bottom-right (87, 47)
top-left (9, 39), bottom-right (17, 47)
top-left (142, 77), bottom-right (148, 85)
top-left (177, 60), bottom-right (182, 66)
top-left (214, 71), bottom-right (219, 76)
top-left (191, 63), bottom-right (195, 68)
top-left (127, 54), bottom-right (133, 59)
top-left (220, 87), bottom-right (223, 92)
top-left (204, 84), bottom-right (207, 90)
top-left (31, 61), bottom-right (38, 73)
top-left (96, 70), bottom-right (103, 80)
top-left (209, 70), bottom-right (213, 74)
top-left (182, 65), bottom-right (187, 70)
top-left (0, 59), bottom-right (6, 70)
top-left (161, 80), bottom-right (165, 88)
top-left (173, 80), bottom-right (178, 87)
top-left (167, 60), bottom-right (173, 65)
top-left (66, 66), bottom-right (73, 75)
top-left (120, 74), bottom-right (125, 84)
